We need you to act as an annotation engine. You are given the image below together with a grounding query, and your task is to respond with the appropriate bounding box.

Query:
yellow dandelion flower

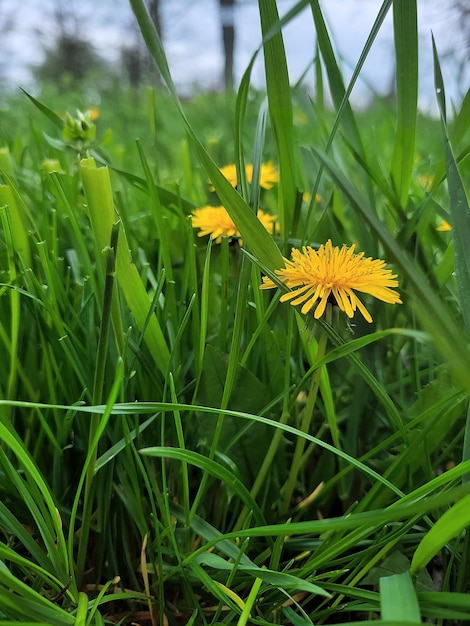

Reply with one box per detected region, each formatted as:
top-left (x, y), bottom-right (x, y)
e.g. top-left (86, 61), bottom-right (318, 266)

top-left (416, 173), bottom-right (434, 189)
top-left (246, 161), bottom-right (280, 189)
top-left (302, 192), bottom-right (322, 204)
top-left (209, 161), bottom-right (279, 191)
top-left (216, 164), bottom-right (238, 188)
top-left (260, 239), bottom-right (402, 323)
top-left (192, 205), bottom-right (279, 245)
top-left (436, 219), bottom-right (452, 232)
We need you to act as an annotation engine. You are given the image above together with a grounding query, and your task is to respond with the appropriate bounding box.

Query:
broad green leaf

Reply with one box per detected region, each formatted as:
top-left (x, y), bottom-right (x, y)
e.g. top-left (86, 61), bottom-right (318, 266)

top-left (80, 157), bottom-right (171, 376)
top-left (0, 186), bottom-right (31, 268)
top-left (380, 571), bottom-right (421, 622)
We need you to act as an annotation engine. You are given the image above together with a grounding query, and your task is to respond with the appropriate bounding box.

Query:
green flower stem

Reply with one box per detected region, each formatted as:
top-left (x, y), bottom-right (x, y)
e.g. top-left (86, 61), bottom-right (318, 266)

top-left (282, 314), bottom-right (330, 514)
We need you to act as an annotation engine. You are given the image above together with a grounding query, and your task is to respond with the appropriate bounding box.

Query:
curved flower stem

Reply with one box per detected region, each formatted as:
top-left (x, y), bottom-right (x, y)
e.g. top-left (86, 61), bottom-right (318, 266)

top-left (281, 310), bottom-right (330, 514)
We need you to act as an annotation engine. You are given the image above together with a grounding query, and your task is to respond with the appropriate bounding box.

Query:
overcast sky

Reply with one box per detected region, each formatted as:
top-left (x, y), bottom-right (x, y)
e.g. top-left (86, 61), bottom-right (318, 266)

top-left (0, 0), bottom-right (466, 111)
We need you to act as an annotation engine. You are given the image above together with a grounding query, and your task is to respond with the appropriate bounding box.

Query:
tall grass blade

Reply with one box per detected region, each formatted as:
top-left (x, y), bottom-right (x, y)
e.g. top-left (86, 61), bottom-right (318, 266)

top-left (258, 0), bottom-right (297, 238)
top-left (0, 421), bottom-right (71, 575)
top-left (390, 0), bottom-right (418, 206)
top-left (432, 38), bottom-right (470, 334)
top-left (20, 89), bottom-right (64, 129)
top-left (309, 0), bottom-right (365, 158)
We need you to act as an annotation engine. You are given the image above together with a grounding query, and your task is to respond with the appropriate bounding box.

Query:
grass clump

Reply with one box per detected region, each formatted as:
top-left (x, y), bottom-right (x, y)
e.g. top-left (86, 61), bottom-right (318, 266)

top-left (0, 0), bottom-right (469, 624)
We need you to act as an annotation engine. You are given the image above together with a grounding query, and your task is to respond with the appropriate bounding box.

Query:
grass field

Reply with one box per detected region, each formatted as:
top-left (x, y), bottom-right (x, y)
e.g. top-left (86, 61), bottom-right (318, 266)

top-left (0, 0), bottom-right (470, 624)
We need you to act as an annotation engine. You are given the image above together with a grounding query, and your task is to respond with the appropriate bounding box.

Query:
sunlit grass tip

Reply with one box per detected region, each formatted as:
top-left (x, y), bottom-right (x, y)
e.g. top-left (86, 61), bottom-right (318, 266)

top-left (260, 239), bottom-right (402, 322)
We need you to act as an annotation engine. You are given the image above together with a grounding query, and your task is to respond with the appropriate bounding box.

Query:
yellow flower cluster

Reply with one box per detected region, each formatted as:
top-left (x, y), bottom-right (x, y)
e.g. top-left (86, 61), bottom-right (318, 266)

top-left (209, 161), bottom-right (279, 191)
top-left (193, 162), bottom-right (279, 245)
top-left (192, 205), bottom-right (279, 246)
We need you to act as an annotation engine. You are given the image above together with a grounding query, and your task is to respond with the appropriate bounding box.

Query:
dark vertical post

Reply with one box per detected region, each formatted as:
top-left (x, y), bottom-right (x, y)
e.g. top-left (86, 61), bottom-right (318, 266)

top-left (219, 0), bottom-right (235, 90)
top-left (147, 0), bottom-right (162, 38)
top-left (146, 0), bottom-right (162, 83)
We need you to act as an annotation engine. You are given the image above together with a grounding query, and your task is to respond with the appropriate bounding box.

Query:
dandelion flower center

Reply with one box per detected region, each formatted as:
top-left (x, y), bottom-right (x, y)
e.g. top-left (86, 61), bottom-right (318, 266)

top-left (260, 239), bottom-right (402, 322)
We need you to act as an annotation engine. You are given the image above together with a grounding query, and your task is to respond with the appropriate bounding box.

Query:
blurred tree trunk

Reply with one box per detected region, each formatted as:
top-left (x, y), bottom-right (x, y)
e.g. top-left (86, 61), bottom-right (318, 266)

top-left (219, 0), bottom-right (235, 90)
top-left (143, 0), bottom-right (162, 84)
top-left (123, 0), bottom-right (162, 86)
top-left (452, 0), bottom-right (470, 82)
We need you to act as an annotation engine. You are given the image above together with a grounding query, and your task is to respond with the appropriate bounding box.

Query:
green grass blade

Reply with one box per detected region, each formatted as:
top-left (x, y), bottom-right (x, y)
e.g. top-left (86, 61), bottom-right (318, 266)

top-left (380, 571), bottom-right (421, 622)
top-left (390, 0), bottom-right (418, 206)
top-left (0, 560), bottom-right (75, 624)
top-left (140, 446), bottom-right (267, 527)
top-left (178, 483), bottom-right (470, 546)
top-left (418, 591), bottom-right (470, 619)
top-left (0, 422), bottom-right (71, 586)
top-left (194, 552), bottom-right (329, 597)
top-left (306, 0), bottom-right (392, 234)
top-left (309, 0), bottom-right (365, 158)
top-left (411, 492), bottom-right (470, 575)
top-left (433, 38), bottom-right (470, 334)
top-left (258, 0), bottom-right (297, 238)
top-left (237, 575), bottom-right (262, 626)
top-left (20, 89), bottom-right (64, 129)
